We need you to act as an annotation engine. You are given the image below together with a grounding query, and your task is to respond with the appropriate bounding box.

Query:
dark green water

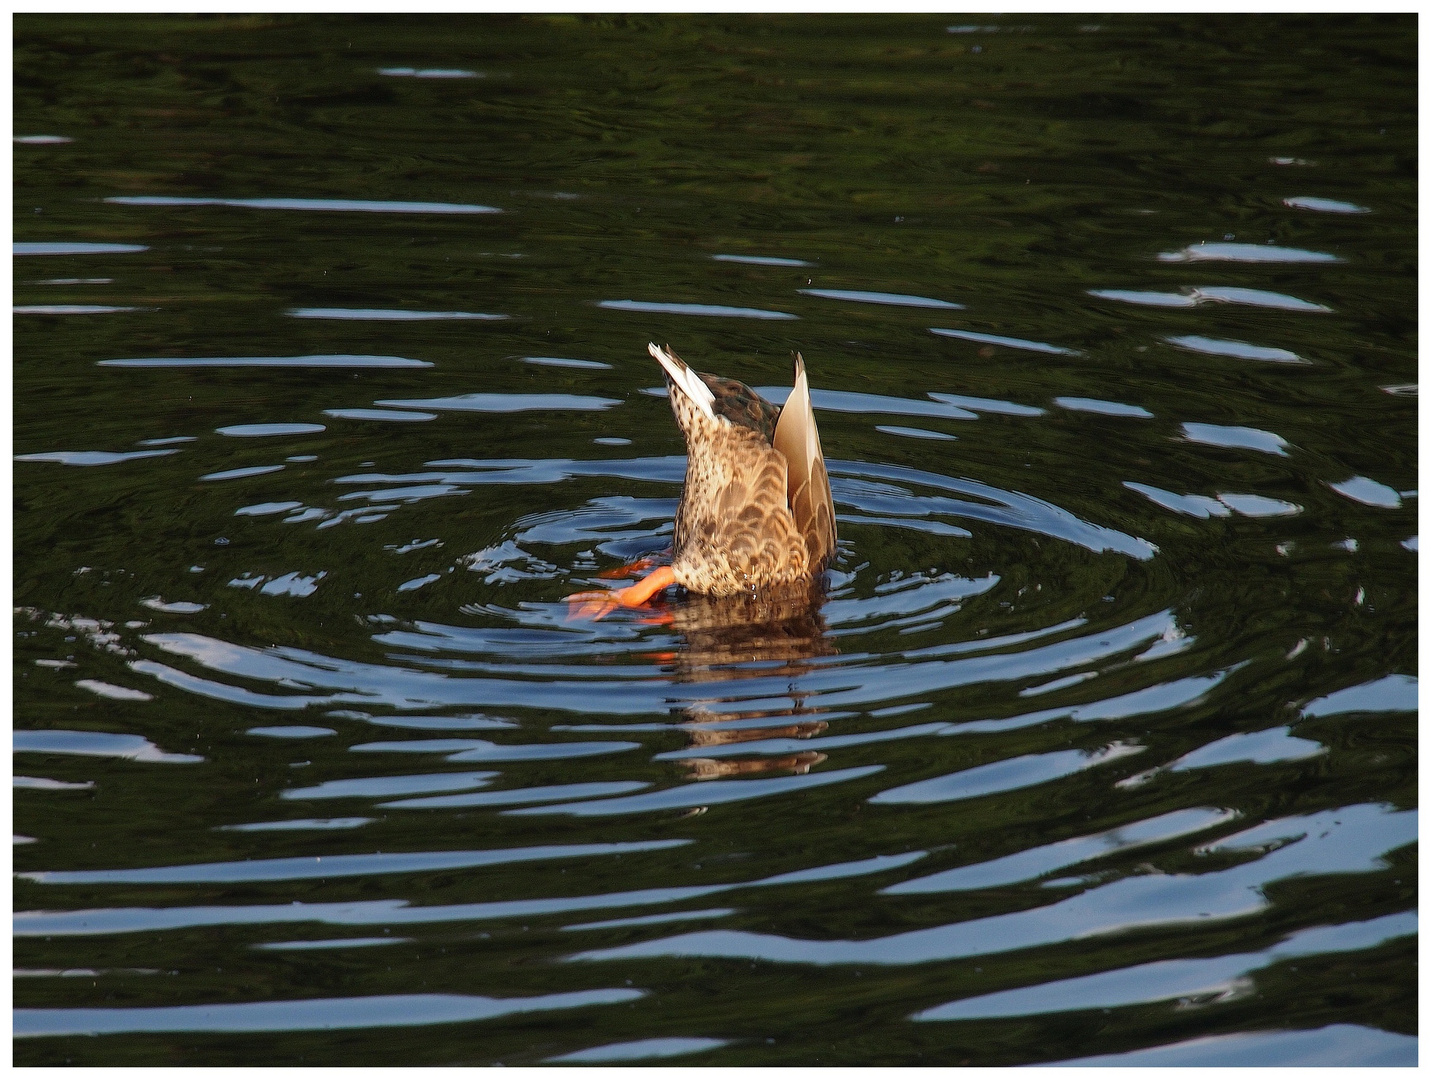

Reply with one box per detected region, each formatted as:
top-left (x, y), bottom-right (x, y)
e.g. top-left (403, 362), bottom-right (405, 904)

top-left (13, 14), bottom-right (1416, 1067)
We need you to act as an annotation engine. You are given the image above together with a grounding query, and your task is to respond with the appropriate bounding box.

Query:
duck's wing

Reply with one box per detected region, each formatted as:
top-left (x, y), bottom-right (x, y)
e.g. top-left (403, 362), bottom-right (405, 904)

top-left (771, 353), bottom-right (837, 570)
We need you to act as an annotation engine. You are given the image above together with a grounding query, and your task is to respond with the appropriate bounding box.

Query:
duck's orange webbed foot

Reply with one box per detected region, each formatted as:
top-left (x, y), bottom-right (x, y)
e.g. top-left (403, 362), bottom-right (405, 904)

top-left (565, 565), bottom-right (677, 621)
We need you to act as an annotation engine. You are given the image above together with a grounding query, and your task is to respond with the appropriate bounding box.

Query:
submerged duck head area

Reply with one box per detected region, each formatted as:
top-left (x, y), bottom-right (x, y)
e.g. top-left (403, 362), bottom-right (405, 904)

top-left (13, 14), bottom-right (1416, 1067)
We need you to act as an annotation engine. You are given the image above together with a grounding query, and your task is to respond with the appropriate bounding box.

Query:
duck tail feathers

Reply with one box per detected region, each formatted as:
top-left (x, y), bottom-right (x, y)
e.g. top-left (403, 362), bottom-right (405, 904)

top-left (649, 342), bottom-right (716, 420)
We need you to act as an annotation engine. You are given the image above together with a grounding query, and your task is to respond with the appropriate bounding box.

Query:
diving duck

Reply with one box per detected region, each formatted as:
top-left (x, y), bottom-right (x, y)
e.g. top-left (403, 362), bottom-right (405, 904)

top-left (569, 342), bottom-right (837, 616)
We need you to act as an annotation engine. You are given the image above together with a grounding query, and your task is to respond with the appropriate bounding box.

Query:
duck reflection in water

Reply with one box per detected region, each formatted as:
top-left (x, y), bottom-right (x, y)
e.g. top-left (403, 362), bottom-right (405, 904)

top-left (567, 342), bottom-right (841, 780)
top-left (656, 581), bottom-right (837, 781)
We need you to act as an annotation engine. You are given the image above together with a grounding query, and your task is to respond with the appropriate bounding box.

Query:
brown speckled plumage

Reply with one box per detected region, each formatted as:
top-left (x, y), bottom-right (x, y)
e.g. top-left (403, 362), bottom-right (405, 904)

top-left (652, 342), bottom-right (837, 596)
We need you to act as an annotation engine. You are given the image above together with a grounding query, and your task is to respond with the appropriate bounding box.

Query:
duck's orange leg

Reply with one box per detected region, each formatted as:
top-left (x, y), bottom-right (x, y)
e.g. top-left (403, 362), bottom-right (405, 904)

top-left (566, 565), bottom-right (677, 621)
top-left (597, 555), bottom-right (667, 580)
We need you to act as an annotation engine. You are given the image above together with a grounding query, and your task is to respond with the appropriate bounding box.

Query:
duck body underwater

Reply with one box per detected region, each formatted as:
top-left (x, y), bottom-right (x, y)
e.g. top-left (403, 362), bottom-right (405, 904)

top-left (568, 342), bottom-right (837, 617)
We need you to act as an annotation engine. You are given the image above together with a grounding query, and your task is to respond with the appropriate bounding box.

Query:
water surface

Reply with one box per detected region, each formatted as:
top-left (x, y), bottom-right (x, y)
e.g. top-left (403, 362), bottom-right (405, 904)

top-left (13, 13), bottom-right (1415, 1067)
